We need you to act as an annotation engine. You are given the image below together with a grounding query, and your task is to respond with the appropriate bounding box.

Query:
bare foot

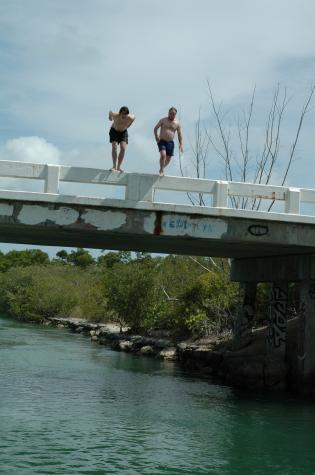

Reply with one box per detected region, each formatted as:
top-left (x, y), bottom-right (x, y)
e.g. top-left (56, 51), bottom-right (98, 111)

top-left (159, 170), bottom-right (164, 177)
top-left (117, 168), bottom-right (124, 173)
top-left (110, 167), bottom-right (117, 172)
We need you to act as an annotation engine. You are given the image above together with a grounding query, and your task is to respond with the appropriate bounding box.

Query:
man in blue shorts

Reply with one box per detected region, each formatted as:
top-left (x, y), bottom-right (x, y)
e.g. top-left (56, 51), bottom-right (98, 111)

top-left (154, 107), bottom-right (184, 176)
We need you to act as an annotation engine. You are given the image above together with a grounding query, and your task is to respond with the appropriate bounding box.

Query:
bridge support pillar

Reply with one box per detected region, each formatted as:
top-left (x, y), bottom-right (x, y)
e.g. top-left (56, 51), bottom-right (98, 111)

top-left (233, 282), bottom-right (256, 349)
top-left (297, 280), bottom-right (315, 390)
top-left (265, 281), bottom-right (288, 388)
top-left (267, 282), bottom-right (288, 355)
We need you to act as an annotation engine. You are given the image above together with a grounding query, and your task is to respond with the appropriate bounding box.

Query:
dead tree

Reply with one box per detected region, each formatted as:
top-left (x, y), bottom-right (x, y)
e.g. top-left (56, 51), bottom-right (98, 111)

top-left (205, 81), bottom-right (315, 211)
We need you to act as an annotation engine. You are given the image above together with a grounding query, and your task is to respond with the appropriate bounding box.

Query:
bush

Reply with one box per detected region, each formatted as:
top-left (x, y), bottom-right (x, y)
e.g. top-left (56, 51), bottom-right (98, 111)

top-left (104, 259), bottom-right (163, 332)
top-left (0, 265), bottom-right (108, 322)
top-left (177, 271), bottom-right (238, 336)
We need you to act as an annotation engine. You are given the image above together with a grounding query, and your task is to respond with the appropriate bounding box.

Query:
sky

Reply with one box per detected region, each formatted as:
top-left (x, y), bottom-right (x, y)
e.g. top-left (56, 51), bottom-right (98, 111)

top-left (0, 0), bottom-right (315, 256)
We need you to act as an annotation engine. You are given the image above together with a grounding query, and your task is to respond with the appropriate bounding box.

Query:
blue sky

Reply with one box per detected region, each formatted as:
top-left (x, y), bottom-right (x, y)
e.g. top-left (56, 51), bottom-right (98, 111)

top-left (0, 0), bottom-right (315, 256)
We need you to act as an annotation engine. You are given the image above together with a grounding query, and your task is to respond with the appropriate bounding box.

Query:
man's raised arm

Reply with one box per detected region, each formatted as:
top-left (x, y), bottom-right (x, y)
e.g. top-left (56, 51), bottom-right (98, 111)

top-left (109, 111), bottom-right (118, 121)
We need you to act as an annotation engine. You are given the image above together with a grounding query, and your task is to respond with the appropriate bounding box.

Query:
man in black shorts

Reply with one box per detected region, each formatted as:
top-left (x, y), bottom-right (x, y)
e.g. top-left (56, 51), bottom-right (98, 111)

top-left (109, 106), bottom-right (135, 172)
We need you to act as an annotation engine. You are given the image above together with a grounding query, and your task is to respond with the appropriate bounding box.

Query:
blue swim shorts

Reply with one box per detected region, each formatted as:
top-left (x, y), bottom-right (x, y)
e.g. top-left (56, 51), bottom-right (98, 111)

top-left (158, 140), bottom-right (175, 157)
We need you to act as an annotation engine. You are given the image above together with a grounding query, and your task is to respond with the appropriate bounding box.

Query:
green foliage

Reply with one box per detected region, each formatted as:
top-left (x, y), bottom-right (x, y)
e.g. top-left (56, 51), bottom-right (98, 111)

top-left (56, 250), bottom-right (68, 261)
top-left (156, 255), bottom-right (205, 298)
top-left (104, 259), bottom-right (162, 332)
top-left (55, 248), bottom-right (95, 268)
top-left (67, 248), bottom-right (95, 268)
top-left (177, 271), bottom-right (239, 336)
top-left (0, 264), bottom-right (108, 322)
top-left (0, 249), bottom-right (49, 272)
top-left (0, 248), bottom-right (240, 338)
top-left (97, 250), bottom-right (132, 268)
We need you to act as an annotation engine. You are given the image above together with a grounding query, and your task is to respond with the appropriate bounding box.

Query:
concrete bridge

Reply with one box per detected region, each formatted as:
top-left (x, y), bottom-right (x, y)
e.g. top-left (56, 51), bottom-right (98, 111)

top-left (1, 159), bottom-right (315, 389)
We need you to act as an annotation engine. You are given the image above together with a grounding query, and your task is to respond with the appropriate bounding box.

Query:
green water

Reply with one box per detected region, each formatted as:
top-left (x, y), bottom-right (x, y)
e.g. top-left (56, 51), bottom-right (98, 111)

top-left (1, 316), bottom-right (315, 475)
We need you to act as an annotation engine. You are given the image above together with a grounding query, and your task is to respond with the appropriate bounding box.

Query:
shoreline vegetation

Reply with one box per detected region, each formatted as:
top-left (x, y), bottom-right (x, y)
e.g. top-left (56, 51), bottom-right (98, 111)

top-left (0, 248), bottom-right (239, 338)
top-left (0, 247), bottom-right (299, 392)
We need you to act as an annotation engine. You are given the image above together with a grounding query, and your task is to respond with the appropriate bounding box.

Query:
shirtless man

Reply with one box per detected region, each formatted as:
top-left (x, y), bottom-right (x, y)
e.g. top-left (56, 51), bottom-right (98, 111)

top-left (154, 107), bottom-right (183, 176)
top-left (109, 106), bottom-right (135, 172)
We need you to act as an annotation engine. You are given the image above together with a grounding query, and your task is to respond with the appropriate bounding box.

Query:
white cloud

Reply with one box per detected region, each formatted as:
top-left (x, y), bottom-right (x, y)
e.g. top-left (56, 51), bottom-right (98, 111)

top-left (4, 136), bottom-right (60, 164)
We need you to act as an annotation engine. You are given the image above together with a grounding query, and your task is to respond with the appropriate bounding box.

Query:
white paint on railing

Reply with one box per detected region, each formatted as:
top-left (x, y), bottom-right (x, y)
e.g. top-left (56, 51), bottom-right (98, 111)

top-left (213, 181), bottom-right (228, 207)
top-left (0, 159), bottom-right (314, 221)
top-left (285, 188), bottom-right (300, 214)
top-left (125, 174), bottom-right (155, 202)
top-left (44, 164), bottom-right (60, 194)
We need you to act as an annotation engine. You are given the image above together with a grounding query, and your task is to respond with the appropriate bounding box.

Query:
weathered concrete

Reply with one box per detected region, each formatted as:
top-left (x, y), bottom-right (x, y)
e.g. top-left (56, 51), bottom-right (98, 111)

top-left (233, 282), bottom-right (256, 348)
top-left (231, 254), bottom-right (314, 282)
top-left (297, 280), bottom-right (315, 390)
top-left (2, 197), bottom-right (315, 258)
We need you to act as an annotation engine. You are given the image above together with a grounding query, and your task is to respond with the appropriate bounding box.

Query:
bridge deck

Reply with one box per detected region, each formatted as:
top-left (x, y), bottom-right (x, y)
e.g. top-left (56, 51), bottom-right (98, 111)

top-left (0, 160), bottom-right (315, 258)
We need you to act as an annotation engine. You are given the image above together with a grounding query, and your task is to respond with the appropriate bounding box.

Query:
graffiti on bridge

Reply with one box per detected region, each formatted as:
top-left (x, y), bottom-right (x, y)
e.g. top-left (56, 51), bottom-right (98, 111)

top-left (267, 285), bottom-right (288, 351)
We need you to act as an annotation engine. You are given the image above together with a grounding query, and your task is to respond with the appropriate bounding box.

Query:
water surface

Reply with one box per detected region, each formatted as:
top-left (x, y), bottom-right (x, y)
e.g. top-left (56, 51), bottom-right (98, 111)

top-left (1, 316), bottom-right (315, 474)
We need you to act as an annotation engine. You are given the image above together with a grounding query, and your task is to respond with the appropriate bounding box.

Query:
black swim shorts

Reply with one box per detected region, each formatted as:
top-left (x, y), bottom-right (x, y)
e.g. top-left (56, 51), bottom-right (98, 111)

top-left (109, 127), bottom-right (128, 144)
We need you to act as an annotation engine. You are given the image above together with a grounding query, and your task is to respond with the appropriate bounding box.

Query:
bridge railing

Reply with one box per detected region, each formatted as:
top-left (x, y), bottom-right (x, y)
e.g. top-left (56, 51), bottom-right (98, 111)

top-left (0, 160), bottom-right (314, 215)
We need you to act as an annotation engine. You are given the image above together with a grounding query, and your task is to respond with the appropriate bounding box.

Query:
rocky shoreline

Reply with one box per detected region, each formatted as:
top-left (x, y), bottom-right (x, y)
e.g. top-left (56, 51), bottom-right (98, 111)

top-left (42, 316), bottom-right (305, 393)
top-left (43, 316), bottom-right (230, 375)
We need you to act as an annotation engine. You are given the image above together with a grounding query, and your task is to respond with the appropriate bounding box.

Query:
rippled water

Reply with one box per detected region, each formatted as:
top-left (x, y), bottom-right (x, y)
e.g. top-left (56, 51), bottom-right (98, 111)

top-left (1, 316), bottom-right (315, 474)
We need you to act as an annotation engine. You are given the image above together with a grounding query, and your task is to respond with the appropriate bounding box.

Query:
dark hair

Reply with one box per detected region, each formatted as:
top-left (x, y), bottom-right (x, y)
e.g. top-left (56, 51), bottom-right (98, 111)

top-left (169, 107), bottom-right (177, 113)
top-left (119, 106), bottom-right (129, 115)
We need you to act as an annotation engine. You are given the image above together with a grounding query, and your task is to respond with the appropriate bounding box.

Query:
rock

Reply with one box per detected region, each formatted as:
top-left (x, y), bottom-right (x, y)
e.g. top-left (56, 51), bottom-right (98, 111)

top-left (159, 347), bottom-right (177, 360)
top-left (118, 340), bottom-right (133, 352)
top-left (130, 335), bottom-right (146, 349)
top-left (90, 330), bottom-right (96, 336)
top-left (139, 345), bottom-right (155, 356)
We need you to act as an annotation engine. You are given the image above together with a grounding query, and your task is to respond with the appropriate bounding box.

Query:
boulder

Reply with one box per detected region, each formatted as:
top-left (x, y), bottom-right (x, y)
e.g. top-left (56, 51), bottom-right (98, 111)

top-left (159, 347), bottom-right (177, 360)
top-left (118, 340), bottom-right (133, 352)
top-left (139, 345), bottom-right (155, 356)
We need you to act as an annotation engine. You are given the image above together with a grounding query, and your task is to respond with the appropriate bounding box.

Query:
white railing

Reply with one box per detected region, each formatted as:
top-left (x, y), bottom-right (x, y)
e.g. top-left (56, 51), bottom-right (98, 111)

top-left (0, 160), bottom-right (314, 216)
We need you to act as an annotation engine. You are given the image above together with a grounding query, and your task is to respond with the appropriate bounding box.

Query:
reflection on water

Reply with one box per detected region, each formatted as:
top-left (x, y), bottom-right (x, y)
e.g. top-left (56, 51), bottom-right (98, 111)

top-left (1, 316), bottom-right (315, 475)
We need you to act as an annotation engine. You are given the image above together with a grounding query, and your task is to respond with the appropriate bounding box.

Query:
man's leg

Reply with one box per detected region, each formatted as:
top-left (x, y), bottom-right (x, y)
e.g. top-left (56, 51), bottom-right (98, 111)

top-left (162, 142), bottom-right (173, 173)
top-left (111, 142), bottom-right (118, 170)
top-left (117, 141), bottom-right (127, 172)
top-left (164, 155), bottom-right (172, 168)
top-left (159, 150), bottom-right (167, 176)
